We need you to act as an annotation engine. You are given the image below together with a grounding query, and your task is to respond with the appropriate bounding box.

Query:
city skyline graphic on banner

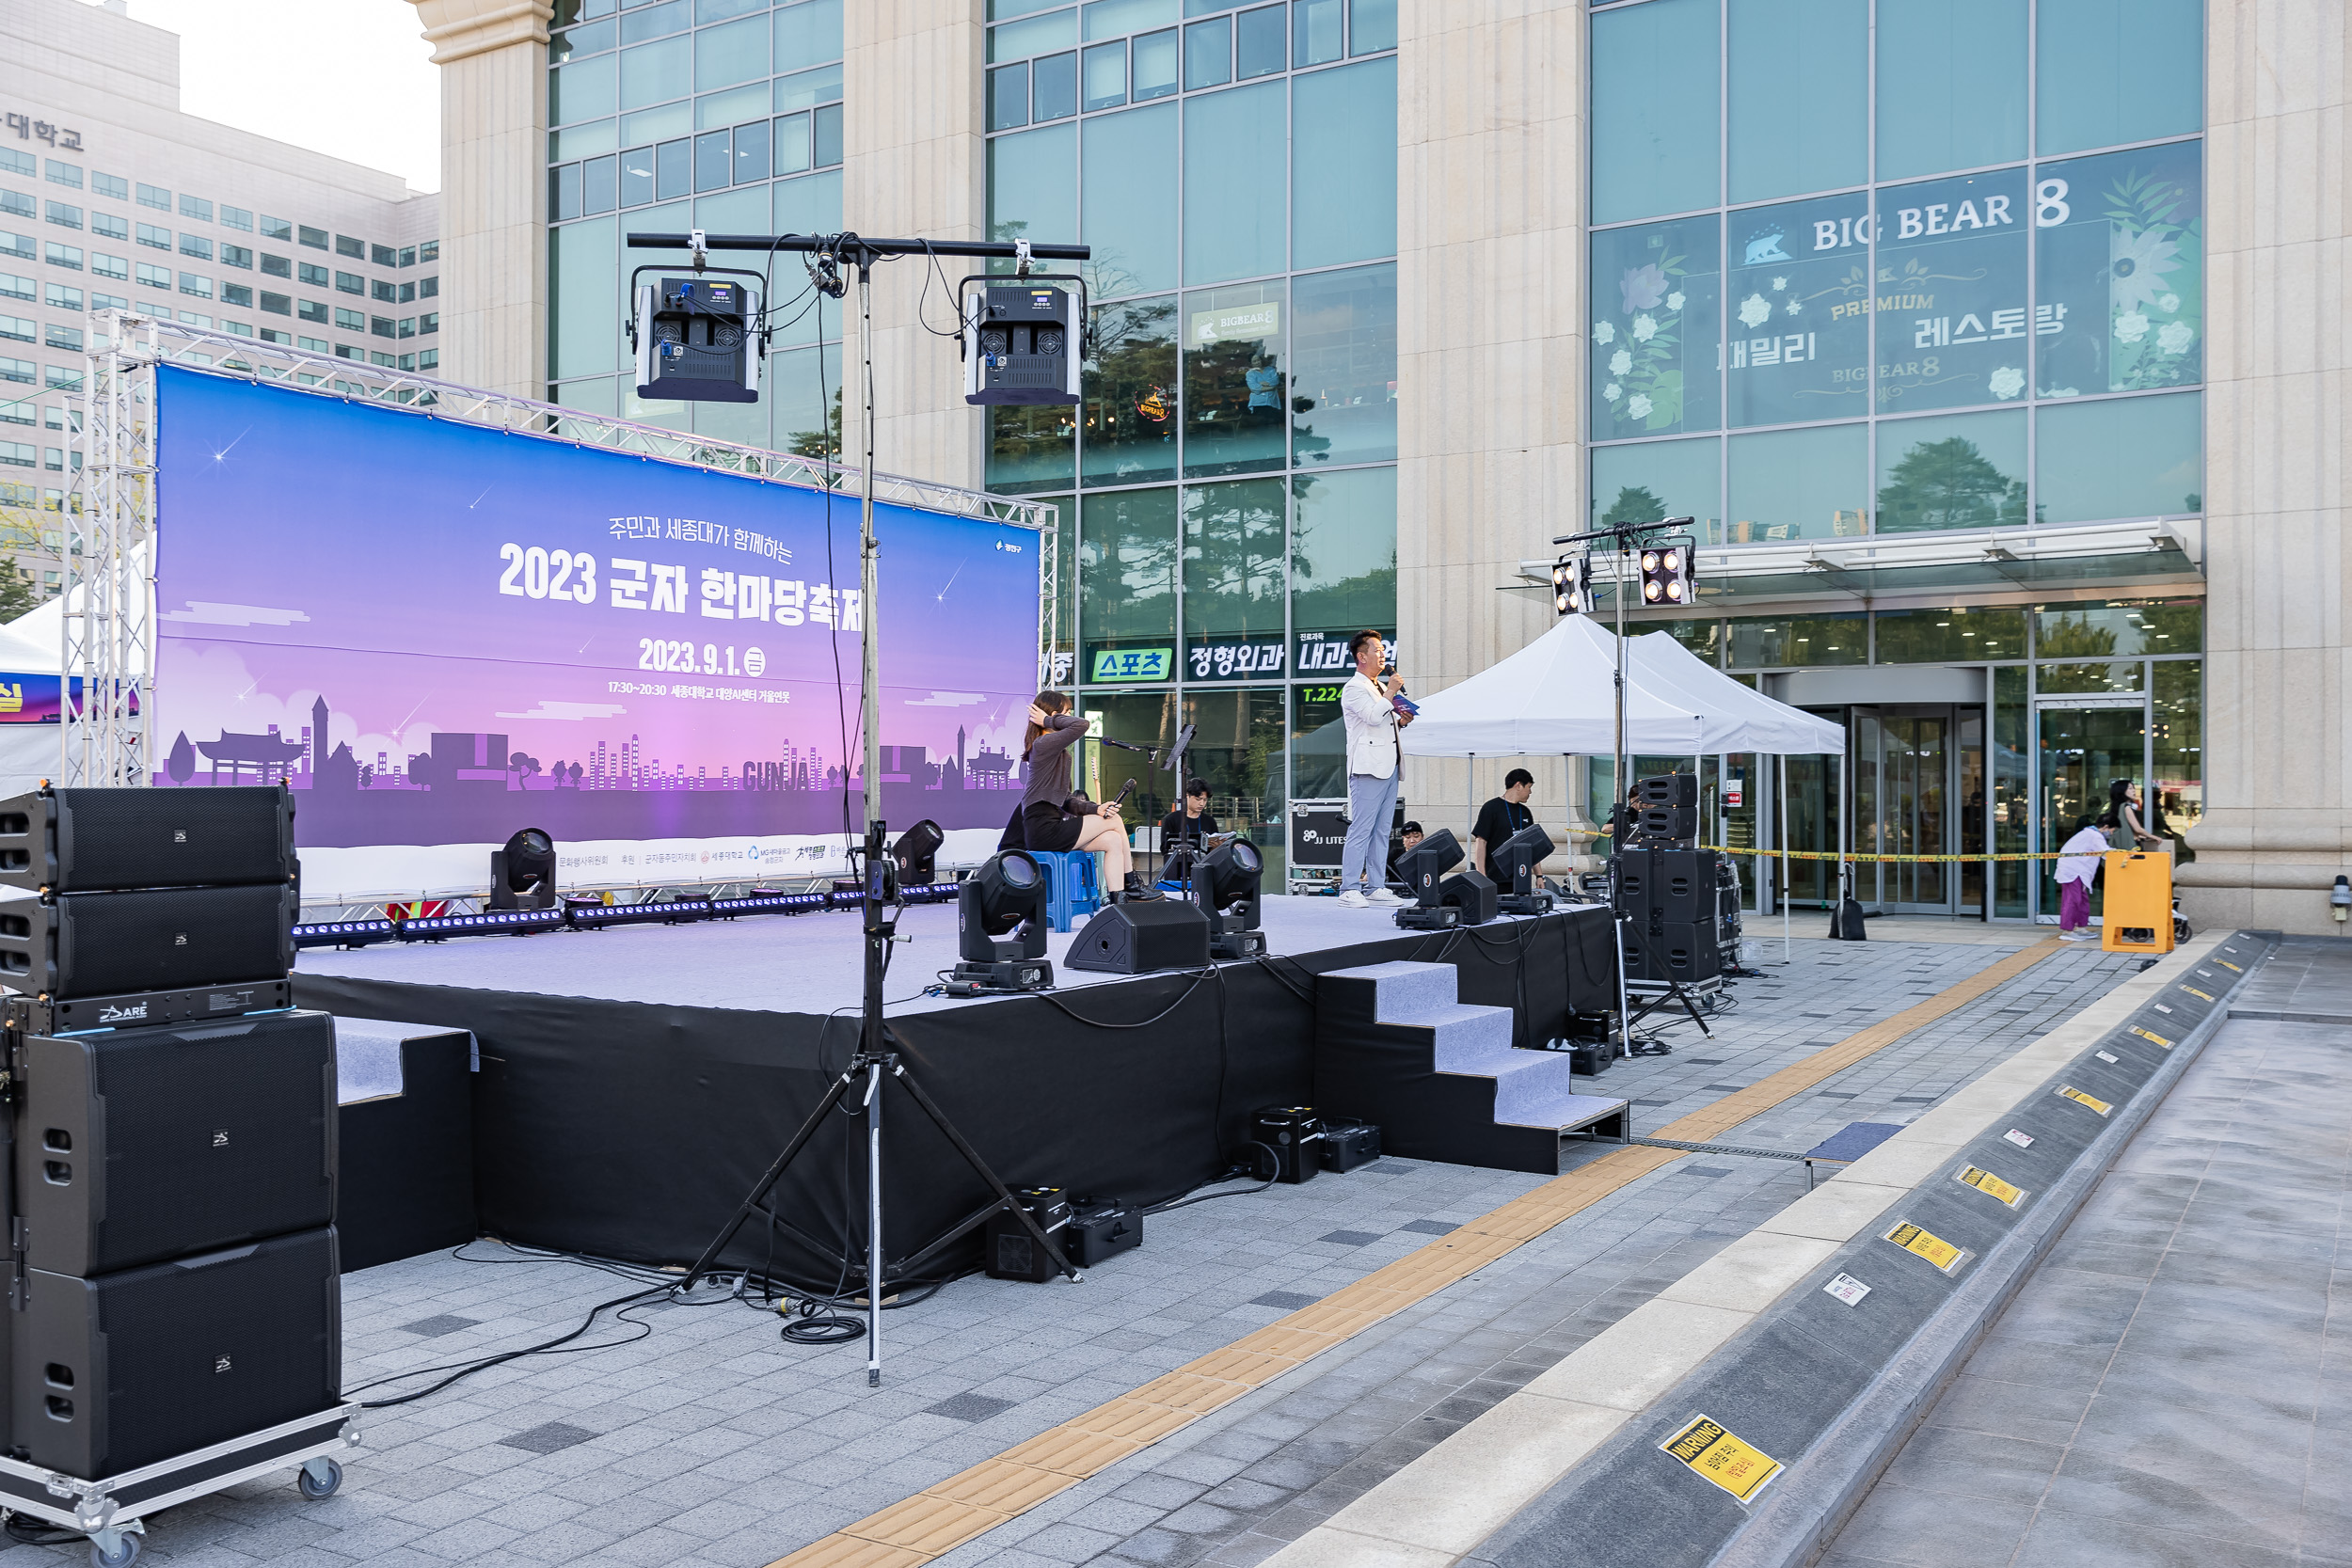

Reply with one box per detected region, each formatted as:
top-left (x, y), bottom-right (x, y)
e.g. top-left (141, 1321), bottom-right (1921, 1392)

top-left (149, 367), bottom-right (1043, 848)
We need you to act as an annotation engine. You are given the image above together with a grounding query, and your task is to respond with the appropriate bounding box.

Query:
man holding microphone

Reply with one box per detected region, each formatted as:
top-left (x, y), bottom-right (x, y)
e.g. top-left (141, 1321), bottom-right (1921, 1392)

top-left (1339, 628), bottom-right (1412, 908)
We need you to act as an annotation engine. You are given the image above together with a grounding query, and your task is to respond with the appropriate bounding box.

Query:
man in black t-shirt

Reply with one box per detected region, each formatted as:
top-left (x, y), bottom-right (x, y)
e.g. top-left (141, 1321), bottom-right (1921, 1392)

top-left (1160, 779), bottom-right (1218, 880)
top-left (1471, 769), bottom-right (1535, 876)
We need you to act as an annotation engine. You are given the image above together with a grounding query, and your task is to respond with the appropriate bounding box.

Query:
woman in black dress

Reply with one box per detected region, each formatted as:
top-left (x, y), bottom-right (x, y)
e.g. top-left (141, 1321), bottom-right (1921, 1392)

top-left (1021, 691), bottom-right (1154, 899)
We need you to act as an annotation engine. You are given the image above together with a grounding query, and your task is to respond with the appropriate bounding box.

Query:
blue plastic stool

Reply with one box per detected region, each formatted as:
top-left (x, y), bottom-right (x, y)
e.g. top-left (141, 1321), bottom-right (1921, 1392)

top-left (1029, 849), bottom-right (1104, 933)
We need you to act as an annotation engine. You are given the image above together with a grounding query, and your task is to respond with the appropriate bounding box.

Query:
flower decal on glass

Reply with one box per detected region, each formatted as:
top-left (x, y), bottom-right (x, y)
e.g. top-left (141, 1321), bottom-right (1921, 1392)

top-left (1988, 366), bottom-right (2025, 401)
top-left (2108, 226), bottom-right (2180, 314)
top-left (1620, 264), bottom-right (1668, 315)
top-left (1665, 291), bottom-right (1685, 312)
top-left (1770, 277), bottom-right (1788, 292)
top-left (2113, 311), bottom-right (2149, 343)
top-left (1737, 294), bottom-right (1772, 328)
top-left (1631, 314), bottom-right (1657, 342)
top-left (1784, 297), bottom-right (1804, 316)
top-left (2156, 321), bottom-right (2195, 355)
top-left (2157, 293), bottom-right (2180, 313)
top-left (1627, 394), bottom-right (1653, 420)
top-left (1609, 349), bottom-right (1633, 377)
top-left (1602, 383), bottom-right (1622, 403)
top-left (1593, 320), bottom-right (1615, 345)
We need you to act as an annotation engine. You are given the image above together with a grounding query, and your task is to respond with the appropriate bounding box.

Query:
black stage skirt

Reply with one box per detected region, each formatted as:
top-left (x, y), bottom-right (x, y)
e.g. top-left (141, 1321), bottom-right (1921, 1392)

top-left (1024, 801), bottom-right (1086, 852)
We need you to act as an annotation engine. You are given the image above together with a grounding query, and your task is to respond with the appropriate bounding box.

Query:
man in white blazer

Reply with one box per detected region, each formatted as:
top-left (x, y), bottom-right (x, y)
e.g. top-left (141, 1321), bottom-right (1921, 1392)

top-left (1339, 627), bottom-right (1412, 907)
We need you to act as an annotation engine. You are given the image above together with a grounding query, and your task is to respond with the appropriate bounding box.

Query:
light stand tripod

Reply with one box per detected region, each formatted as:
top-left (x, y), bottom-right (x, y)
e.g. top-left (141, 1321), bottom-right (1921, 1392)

top-left (630, 227), bottom-right (1092, 1383)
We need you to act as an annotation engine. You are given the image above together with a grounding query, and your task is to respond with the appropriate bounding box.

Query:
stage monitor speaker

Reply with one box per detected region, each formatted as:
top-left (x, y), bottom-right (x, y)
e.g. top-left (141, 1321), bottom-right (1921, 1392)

top-left (1438, 870), bottom-right (1499, 926)
top-left (0, 785), bottom-right (297, 895)
top-left (1066, 899), bottom-right (1211, 974)
top-left (1649, 847), bottom-right (1708, 924)
top-left (1636, 805), bottom-right (1697, 845)
top-left (9, 1227), bottom-right (341, 1480)
top-left (1657, 922), bottom-right (1722, 984)
top-left (1637, 774), bottom-right (1698, 809)
top-left (15, 1011), bottom-right (336, 1276)
top-left (0, 884), bottom-right (297, 999)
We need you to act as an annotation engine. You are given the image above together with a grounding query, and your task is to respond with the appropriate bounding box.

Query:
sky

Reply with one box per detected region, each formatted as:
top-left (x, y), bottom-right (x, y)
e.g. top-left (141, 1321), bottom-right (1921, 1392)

top-left (120, 0), bottom-right (443, 193)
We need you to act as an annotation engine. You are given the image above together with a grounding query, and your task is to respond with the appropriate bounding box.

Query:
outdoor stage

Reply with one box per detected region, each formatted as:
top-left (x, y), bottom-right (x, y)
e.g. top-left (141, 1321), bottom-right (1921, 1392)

top-left (293, 895), bottom-right (1619, 1286)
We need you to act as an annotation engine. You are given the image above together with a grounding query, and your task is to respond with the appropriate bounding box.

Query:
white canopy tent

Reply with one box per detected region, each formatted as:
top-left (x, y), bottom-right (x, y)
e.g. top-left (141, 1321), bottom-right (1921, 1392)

top-left (0, 595), bottom-right (67, 800)
top-left (1399, 613), bottom-right (1850, 962)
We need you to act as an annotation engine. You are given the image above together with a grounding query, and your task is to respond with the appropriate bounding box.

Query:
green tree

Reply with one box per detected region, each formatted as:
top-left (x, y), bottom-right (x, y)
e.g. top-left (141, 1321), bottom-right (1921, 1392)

top-left (1874, 437), bottom-right (2025, 533)
top-left (0, 559), bottom-right (41, 624)
top-left (1600, 484), bottom-right (1667, 529)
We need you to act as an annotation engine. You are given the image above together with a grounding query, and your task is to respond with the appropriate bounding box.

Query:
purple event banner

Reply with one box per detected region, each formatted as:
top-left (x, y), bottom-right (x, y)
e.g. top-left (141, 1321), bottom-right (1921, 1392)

top-left (151, 367), bottom-right (1043, 852)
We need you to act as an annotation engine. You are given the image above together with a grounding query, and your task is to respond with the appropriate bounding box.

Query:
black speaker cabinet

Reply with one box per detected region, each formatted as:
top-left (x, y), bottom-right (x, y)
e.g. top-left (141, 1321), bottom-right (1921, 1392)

top-left (1063, 1198), bottom-right (1142, 1267)
top-left (1648, 847), bottom-right (1708, 924)
top-left (8, 1227), bottom-right (341, 1479)
top-left (1620, 921), bottom-right (1658, 981)
top-left (1249, 1106), bottom-right (1324, 1183)
top-left (1637, 805), bottom-right (1697, 845)
top-left (1320, 1118), bottom-right (1383, 1172)
top-left (1657, 922), bottom-right (1722, 984)
top-left (0, 883), bottom-right (296, 999)
top-left (1637, 773), bottom-right (1698, 809)
top-left (0, 785), bottom-right (296, 895)
top-left (1438, 870), bottom-right (1499, 926)
top-left (1066, 899), bottom-right (1211, 974)
top-left (16, 1011), bottom-right (335, 1276)
top-left (1613, 847), bottom-right (1655, 909)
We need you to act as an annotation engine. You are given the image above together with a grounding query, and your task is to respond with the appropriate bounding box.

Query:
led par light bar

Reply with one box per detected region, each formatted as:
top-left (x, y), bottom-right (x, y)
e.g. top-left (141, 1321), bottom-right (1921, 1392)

top-left (396, 909), bottom-right (569, 941)
top-left (291, 918), bottom-right (397, 950)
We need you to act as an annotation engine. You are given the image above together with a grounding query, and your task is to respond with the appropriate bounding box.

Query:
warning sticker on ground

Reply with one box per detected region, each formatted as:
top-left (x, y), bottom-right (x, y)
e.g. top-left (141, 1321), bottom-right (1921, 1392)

top-left (2129, 1026), bottom-right (2173, 1050)
top-left (2095, 1050), bottom-right (2119, 1063)
top-left (2004, 1129), bottom-right (2034, 1148)
top-left (2154, 1003), bottom-right (2175, 1014)
top-left (2180, 985), bottom-right (2216, 1003)
top-left (2217, 959), bottom-right (2243, 972)
top-left (1958, 1165), bottom-right (2028, 1209)
top-left (1660, 1415), bottom-right (1783, 1504)
top-left (2057, 1085), bottom-right (2114, 1117)
top-left (1823, 1273), bottom-right (1871, 1307)
top-left (1883, 1220), bottom-right (1973, 1275)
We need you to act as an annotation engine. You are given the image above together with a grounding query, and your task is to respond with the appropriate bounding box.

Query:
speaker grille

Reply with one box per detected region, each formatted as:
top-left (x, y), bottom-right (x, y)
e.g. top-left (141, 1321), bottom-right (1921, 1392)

top-left (0, 786), bottom-right (294, 894)
top-left (0, 884), bottom-right (297, 997)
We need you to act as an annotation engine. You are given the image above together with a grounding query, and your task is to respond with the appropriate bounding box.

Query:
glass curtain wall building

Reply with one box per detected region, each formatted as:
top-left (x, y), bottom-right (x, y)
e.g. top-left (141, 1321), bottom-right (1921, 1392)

top-left (984, 0), bottom-right (1400, 883)
top-left (543, 0), bottom-right (848, 453)
top-left (1587, 0), bottom-right (2206, 925)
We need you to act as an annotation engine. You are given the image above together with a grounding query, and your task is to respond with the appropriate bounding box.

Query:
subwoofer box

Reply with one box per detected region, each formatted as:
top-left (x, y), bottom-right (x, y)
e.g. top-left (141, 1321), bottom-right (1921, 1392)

top-left (1065, 899), bottom-right (1211, 974)
top-left (1636, 805), bottom-right (1697, 845)
top-left (9, 1227), bottom-right (341, 1479)
top-left (0, 784), bottom-right (297, 895)
top-left (15, 1011), bottom-right (336, 1276)
top-left (1647, 847), bottom-right (1708, 924)
top-left (0, 884), bottom-right (297, 998)
top-left (1438, 870), bottom-right (1498, 926)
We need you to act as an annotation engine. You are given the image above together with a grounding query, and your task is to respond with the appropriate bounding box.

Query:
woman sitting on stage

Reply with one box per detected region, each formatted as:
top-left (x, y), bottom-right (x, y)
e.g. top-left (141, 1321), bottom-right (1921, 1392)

top-left (1021, 691), bottom-right (1158, 901)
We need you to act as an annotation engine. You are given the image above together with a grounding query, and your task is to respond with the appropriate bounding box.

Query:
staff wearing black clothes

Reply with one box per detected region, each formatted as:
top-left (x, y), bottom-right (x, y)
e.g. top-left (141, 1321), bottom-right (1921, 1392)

top-left (1386, 820), bottom-right (1424, 888)
top-left (1159, 779), bottom-right (1219, 879)
top-left (1471, 768), bottom-right (1536, 875)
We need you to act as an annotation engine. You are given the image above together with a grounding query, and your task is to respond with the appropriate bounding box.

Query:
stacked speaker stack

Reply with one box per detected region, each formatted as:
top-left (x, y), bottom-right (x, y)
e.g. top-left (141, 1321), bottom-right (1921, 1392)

top-left (1617, 774), bottom-right (1722, 986)
top-left (0, 785), bottom-right (343, 1493)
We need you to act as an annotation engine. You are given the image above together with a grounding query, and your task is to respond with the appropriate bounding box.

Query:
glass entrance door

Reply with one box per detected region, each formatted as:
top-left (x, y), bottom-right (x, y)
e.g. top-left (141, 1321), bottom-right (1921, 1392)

top-left (2035, 700), bottom-right (2150, 920)
top-left (1853, 705), bottom-right (1971, 914)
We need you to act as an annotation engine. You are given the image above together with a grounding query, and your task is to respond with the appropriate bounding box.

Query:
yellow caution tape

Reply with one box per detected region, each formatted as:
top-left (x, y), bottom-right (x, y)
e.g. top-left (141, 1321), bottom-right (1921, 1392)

top-left (1698, 845), bottom-right (2071, 863)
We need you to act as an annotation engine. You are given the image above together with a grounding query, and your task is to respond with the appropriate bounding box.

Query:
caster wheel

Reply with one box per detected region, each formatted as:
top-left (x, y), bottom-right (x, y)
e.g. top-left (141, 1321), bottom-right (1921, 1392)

top-left (2174, 915), bottom-right (2193, 942)
top-left (296, 1458), bottom-right (342, 1499)
top-left (89, 1535), bottom-right (140, 1568)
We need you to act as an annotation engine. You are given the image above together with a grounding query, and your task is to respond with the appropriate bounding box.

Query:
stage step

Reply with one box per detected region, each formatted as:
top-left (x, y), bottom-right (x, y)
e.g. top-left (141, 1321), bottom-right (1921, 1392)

top-left (1312, 961), bottom-right (1631, 1175)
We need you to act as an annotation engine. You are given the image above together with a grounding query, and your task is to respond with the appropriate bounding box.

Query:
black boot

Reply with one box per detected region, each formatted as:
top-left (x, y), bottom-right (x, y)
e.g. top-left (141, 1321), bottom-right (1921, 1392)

top-left (1122, 873), bottom-right (1164, 902)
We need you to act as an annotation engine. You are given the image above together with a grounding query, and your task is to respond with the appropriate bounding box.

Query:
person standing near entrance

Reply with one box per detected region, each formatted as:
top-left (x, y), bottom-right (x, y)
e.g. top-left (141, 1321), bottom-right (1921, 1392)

top-left (2055, 814), bottom-right (2107, 941)
top-left (1471, 769), bottom-right (1536, 875)
top-left (1339, 628), bottom-right (1412, 907)
top-left (2104, 778), bottom-right (2163, 851)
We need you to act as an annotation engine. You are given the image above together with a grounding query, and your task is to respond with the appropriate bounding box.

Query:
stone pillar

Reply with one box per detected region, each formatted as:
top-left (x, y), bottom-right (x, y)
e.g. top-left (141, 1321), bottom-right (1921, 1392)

top-left (1394, 3), bottom-right (1587, 863)
top-left (843, 0), bottom-right (988, 493)
top-left (409, 0), bottom-right (551, 399)
top-left (2179, 0), bottom-right (2352, 934)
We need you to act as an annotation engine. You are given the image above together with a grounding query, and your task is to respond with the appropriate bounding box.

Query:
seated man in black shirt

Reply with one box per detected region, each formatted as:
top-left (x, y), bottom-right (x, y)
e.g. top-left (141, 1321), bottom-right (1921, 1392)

top-left (1159, 778), bottom-right (1218, 881)
top-left (1385, 820), bottom-right (1423, 888)
top-left (1471, 769), bottom-right (1535, 876)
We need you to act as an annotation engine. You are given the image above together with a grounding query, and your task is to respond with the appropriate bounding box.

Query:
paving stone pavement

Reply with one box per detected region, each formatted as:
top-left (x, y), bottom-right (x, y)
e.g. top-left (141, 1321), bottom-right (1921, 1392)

top-left (0, 933), bottom-right (2137, 1567)
top-left (1825, 942), bottom-right (2352, 1567)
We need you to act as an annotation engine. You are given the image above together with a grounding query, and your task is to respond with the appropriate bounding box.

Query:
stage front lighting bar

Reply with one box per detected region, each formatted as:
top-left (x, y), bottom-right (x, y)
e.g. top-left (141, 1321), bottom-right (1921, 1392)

top-left (293, 878), bottom-right (969, 948)
top-left (292, 918), bottom-right (398, 950)
top-left (395, 909), bottom-right (569, 941)
top-left (564, 896), bottom-right (717, 930)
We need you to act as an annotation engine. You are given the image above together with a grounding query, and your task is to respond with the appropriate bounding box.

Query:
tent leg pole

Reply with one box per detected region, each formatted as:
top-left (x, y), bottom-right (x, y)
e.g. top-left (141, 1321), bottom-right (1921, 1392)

top-left (1779, 752), bottom-right (1790, 965)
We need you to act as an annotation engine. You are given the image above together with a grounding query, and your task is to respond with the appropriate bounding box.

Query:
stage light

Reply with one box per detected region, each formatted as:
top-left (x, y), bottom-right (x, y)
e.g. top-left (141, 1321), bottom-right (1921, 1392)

top-left (893, 819), bottom-right (945, 886)
top-left (631, 268), bottom-right (764, 404)
top-left (1392, 829), bottom-right (1463, 930)
top-left (1551, 554), bottom-right (1593, 617)
top-left (949, 850), bottom-right (1053, 993)
top-left (490, 828), bottom-right (557, 912)
top-left (1191, 838), bottom-right (1265, 959)
top-left (1489, 824), bottom-right (1557, 916)
top-left (962, 283), bottom-right (1082, 406)
top-left (1640, 542), bottom-right (1696, 608)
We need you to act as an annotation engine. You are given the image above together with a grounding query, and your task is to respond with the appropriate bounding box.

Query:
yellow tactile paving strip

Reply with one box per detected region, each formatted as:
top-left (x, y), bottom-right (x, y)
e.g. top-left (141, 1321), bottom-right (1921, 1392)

top-left (769, 938), bottom-right (2060, 1567)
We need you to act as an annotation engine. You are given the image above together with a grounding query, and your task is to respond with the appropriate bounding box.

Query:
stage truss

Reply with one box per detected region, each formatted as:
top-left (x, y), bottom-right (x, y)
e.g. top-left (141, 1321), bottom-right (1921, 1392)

top-left (64, 310), bottom-right (1060, 786)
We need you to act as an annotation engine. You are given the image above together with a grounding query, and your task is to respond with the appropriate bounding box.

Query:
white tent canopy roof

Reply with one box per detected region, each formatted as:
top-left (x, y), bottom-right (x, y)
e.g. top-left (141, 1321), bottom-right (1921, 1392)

top-left (1398, 615), bottom-right (1843, 758)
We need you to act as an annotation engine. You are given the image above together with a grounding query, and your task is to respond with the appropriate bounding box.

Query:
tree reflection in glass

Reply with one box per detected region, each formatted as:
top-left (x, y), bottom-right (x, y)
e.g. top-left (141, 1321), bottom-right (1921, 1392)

top-left (1081, 295), bottom-right (1178, 487)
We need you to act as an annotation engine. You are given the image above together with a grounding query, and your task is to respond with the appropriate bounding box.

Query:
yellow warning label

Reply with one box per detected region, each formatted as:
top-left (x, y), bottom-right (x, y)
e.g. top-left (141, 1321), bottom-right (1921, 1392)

top-left (1660, 1415), bottom-right (1784, 1504)
top-left (2058, 1085), bottom-right (2114, 1117)
top-left (1958, 1165), bottom-right (2027, 1209)
top-left (2216, 959), bottom-right (2243, 972)
top-left (1883, 1221), bottom-right (1972, 1275)
top-left (2129, 1026), bottom-right (2173, 1050)
top-left (2180, 985), bottom-right (2216, 1003)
